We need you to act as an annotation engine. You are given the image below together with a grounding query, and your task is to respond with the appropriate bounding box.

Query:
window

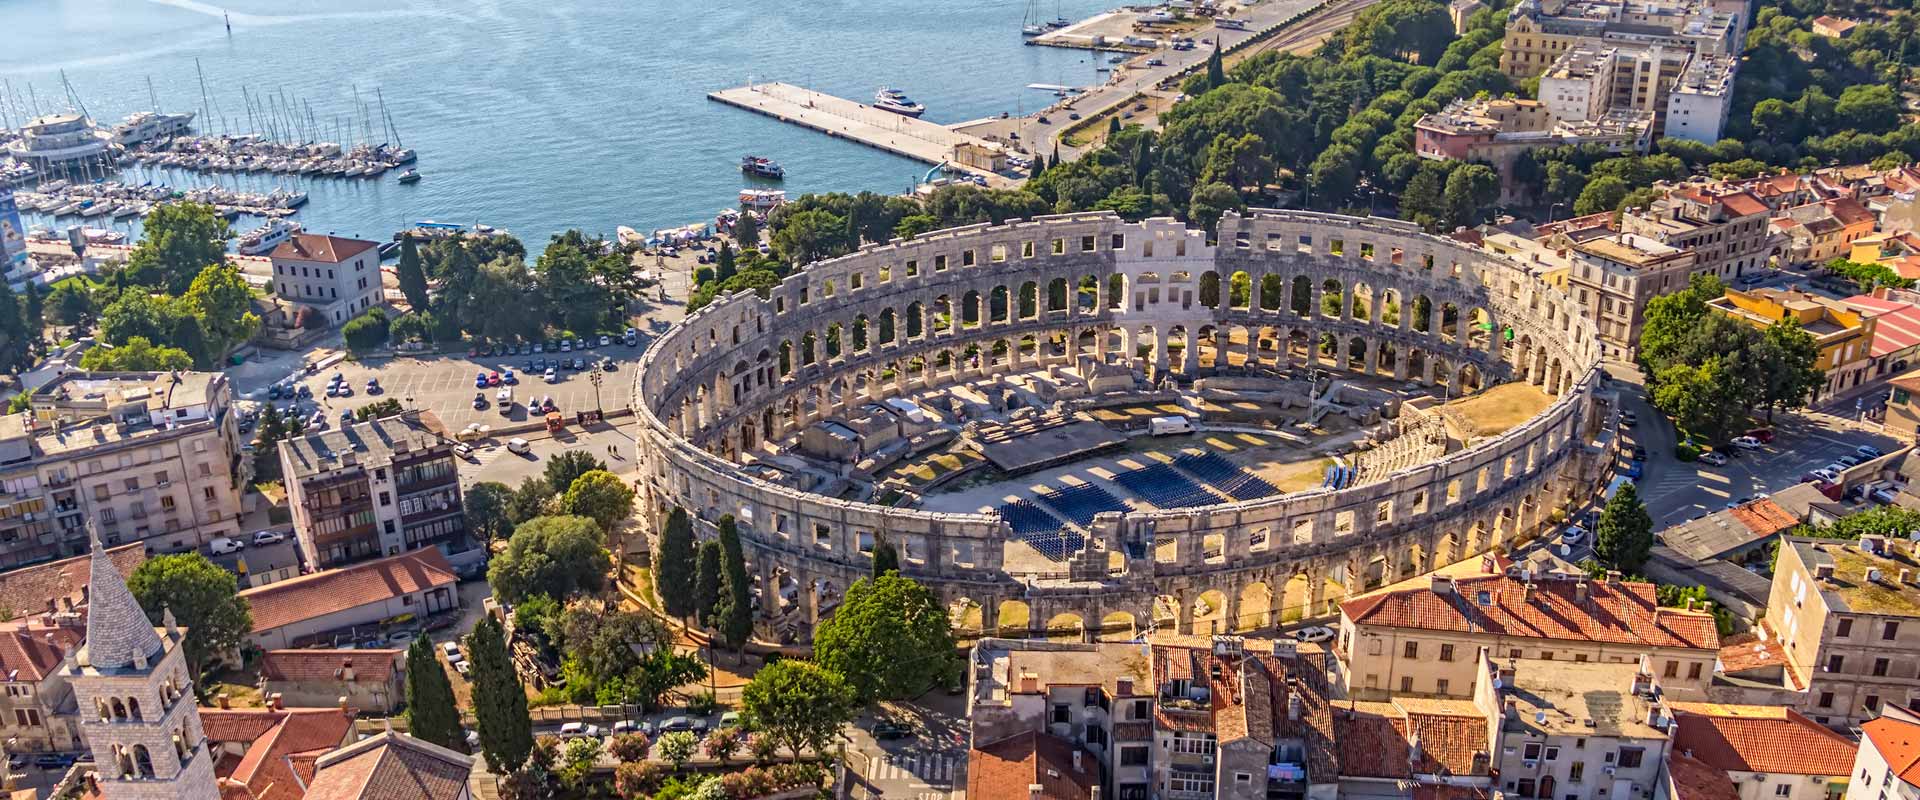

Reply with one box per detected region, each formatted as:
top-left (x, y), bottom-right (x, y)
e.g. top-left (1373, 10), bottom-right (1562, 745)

top-left (1401, 676), bottom-right (1414, 692)
top-left (1405, 641), bottom-right (1420, 658)
top-left (1436, 679), bottom-right (1450, 695)
top-left (1440, 644), bottom-right (1455, 662)
top-left (1819, 692), bottom-right (1835, 708)
top-left (1829, 655), bottom-right (1845, 673)
top-left (1886, 621), bottom-right (1901, 640)
top-left (1121, 746), bottom-right (1148, 766)
top-left (379, 492), bottom-right (391, 507)
top-left (124, 477), bottom-right (139, 492)
top-left (1866, 695), bottom-right (1881, 713)
top-left (1545, 746), bottom-right (1560, 761)
top-left (1876, 658), bottom-right (1891, 677)
top-left (1053, 704), bottom-right (1070, 724)
top-left (1569, 762), bottom-right (1585, 783)
top-left (1618, 748), bottom-right (1644, 769)
top-left (1663, 661), bottom-right (1678, 678)
top-left (1775, 785), bottom-right (1791, 797)
top-left (1524, 743), bottom-right (1543, 760)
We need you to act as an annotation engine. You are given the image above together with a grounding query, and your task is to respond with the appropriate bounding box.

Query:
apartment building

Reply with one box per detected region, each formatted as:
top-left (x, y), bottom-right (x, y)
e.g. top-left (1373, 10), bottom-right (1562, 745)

top-left (1499, 0), bottom-right (1738, 80)
top-left (1762, 535), bottom-right (1920, 728)
top-left (0, 371), bottom-right (243, 571)
top-left (1415, 98), bottom-right (1652, 202)
top-left (1475, 654), bottom-right (1674, 800)
top-left (1620, 185), bottom-right (1775, 280)
top-left (1709, 288), bottom-right (1876, 401)
top-left (966, 638), bottom-right (1155, 792)
top-left (1847, 704), bottom-right (1920, 800)
top-left (1666, 703), bottom-right (1855, 800)
top-left (1335, 572), bottom-right (1721, 701)
top-left (268, 233), bottom-right (383, 326)
top-left (1775, 198), bottom-right (1879, 266)
top-left (1537, 43), bottom-right (1733, 140)
top-left (1664, 53), bottom-right (1736, 143)
top-left (1566, 233), bottom-right (1697, 360)
top-left (0, 616), bottom-right (83, 754)
top-left (278, 412), bottom-right (476, 572)
top-left (1332, 696), bottom-right (1493, 800)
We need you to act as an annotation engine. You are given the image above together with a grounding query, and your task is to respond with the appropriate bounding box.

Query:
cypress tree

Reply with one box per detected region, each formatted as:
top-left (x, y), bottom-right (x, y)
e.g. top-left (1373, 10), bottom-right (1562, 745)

top-left (1031, 151), bottom-right (1048, 180)
top-left (468, 616), bottom-right (534, 773)
top-left (1206, 43), bottom-right (1225, 89)
top-left (716, 515), bottom-right (753, 650)
top-left (404, 637), bottom-right (466, 753)
top-left (1108, 116), bottom-right (1122, 137)
top-left (716, 241), bottom-right (737, 282)
top-left (397, 237), bottom-right (431, 312)
top-left (733, 209), bottom-right (760, 251)
top-left (656, 507), bottom-right (697, 619)
top-left (872, 535), bottom-right (900, 579)
top-left (694, 540), bottom-right (724, 627)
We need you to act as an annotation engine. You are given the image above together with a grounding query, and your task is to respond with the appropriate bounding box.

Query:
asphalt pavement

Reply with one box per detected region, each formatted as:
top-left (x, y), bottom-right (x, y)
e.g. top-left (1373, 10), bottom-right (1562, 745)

top-left (844, 691), bottom-right (971, 800)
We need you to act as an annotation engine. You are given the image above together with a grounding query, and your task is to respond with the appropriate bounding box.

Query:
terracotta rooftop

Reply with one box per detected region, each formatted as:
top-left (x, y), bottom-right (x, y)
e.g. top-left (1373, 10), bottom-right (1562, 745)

top-left (1668, 751), bottom-right (1742, 800)
top-left (1669, 703), bottom-right (1856, 776)
top-left (303, 730), bottom-right (474, 800)
top-left (203, 707), bottom-right (356, 800)
top-left (967, 731), bottom-right (1101, 800)
top-left (1714, 638), bottom-right (1801, 690)
top-left (1340, 574), bottom-right (1720, 650)
top-left (269, 233), bottom-right (378, 264)
top-left (0, 543), bottom-right (147, 618)
top-left (238, 548), bottom-right (456, 633)
top-left (1863, 715), bottom-right (1920, 786)
top-left (0, 620), bottom-right (80, 682)
top-left (1335, 698), bottom-right (1489, 780)
top-left (260, 649), bottom-right (404, 683)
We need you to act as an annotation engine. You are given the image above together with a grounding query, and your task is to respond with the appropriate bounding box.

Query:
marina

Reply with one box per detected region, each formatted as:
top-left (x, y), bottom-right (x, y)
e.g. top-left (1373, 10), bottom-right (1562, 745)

top-left (706, 82), bottom-right (1018, 187)
top-left (124, 135), bottom-right (416, 180)
top-left (11, 178), bottom-right (306, 221)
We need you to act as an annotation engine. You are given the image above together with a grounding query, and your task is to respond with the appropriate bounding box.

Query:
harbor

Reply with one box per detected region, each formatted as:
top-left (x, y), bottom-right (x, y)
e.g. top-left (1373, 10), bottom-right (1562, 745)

top-left (706, 82), bottom-right (1020, 188)
top-left (12, 178), bottom-right (306, 221)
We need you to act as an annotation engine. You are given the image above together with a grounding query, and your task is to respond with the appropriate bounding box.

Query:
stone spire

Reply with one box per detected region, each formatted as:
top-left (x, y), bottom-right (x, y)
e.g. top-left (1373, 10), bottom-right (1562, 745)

top-left (81, 520), bottom-right (162, 671)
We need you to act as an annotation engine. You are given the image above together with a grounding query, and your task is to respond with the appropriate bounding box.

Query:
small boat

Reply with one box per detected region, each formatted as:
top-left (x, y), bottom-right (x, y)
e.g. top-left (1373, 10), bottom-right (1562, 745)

top-left (237, 219), bottom-right (301, 255)
top-left (740, 188), bottom-right (787, 210)
top-left (741, 155), bottom-right (785, 180)
top-left (396, 168), bottom-right (422, 184)
top-left (1023, 23), bottom-right (1047, 36)
top-left (874, 88), bottom-right (927, 117)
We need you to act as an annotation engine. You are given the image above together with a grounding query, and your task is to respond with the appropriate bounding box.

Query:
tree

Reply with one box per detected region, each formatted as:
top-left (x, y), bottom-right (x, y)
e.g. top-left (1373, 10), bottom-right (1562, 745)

top-left (702, 728), bottom-right (743, 764)
top-left (353, 398), bottom-right (404, 421)
top-left (180, 262), bottom-right (261, 351)
top-left (741, 660), bottom-right (856, 759)
top-left (715, 240), bottom-right (737, 283)
top-left (47, 281), bottom-right (92, 325)
top-left (465, 482), bottom-right (516, 542)
top-left (488, 516), bottom-right (611, 603)
top-left (732, 210), bottom-right (760, 251)
top-left (341, 308), bottom-right (391, 352)
top-left (561, 470), bottom-right (635, 534)
top-left (1594, 481), bottom-right (1655, 574)
top-left (694, 540), bottom-right (724, 626)
top-left (507, 476), bottom-right (554, 525)
top-left (468, 616), bottom-right (534, 772)
top-left (1756, 318), bottom-right (1823, 417)
top-left (79, 336), bottom-right (195, 372)
top-left (1573, 175), bottom-right (1630, 216)
top-left (404, 637), bottom-right (466, 753)
top-left (167, 313), bottom-right (214, 369)
top-left (1207, 42), bottom-right (1227, 86)
top-left (543, 451), bottom-right (607, 495)
top-left (658, 731), bottom-right (699, 771)
top-left (812, 573), bottom-right (956, 702)
top-left (126, 553), bottom-right (251, 677)
top-left (125, 202), bottom-right (230, 293)
top-left (1187, 181), bottom-right (1244, 233)
top-left (714, 515), bottom-right (753, 650)
top-left (1835, 84), bottom-right (1903, 133)
top-left (872, 535), bottom-right (900, 578)
top-left (557, 737), bottom-right (602, 791)
top-left (607, 732), bottom-right (651, 762)
top-left (1442, 163), bottom-right (1499, 228)
top-left (99, 291), bottom-right (170, 346)
top-left (397, 237), bottom-right (431, 311)
top-left (657, 507), bottom-right (698, 619)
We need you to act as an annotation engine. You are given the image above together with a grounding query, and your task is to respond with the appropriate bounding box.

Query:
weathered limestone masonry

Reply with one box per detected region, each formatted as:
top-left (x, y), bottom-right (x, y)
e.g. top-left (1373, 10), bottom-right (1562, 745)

top-left (634, 210), bottom-right (1606, 639)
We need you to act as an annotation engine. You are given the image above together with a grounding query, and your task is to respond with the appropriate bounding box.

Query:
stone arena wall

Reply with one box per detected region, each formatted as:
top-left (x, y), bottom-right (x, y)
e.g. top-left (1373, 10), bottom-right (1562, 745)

top-left (633, 210), bottom-right (1607, 637)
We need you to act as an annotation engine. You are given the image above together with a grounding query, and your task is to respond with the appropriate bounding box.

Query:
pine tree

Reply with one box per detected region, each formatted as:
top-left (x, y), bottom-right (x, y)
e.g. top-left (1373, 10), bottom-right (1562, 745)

top-left (872, 535), bottom-right (900, 579)
top-left (1595, 481), bottom-right (1655, 575)
top-left (397, 237), bottom-right (431, 312)
top-left (694, 540), bottom-right (724, 627)
top-left (468, 616), bottom-right (534, 773)
top-left (404, 637), bottom-right (466, 753)
top-left (656, 507), bottom-right (698, 619)
top-left (716, 515), bottom-right (753, 650)
top-left (716, 241), bottom-right (737, 282)
top-left (733, 209), bottom-right (760, 251)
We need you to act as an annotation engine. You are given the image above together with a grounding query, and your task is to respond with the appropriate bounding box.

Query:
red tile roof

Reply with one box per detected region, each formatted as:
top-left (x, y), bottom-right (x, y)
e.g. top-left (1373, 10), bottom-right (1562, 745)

top-left (1826, 197), bottom-right (1876, 228)
top-left (1341, 574), bottom-right (1720, 650)
top-left (270, 233), bottom-right (378, 264)
top-left (1668, 752), bottom-right (1742, 800)
top-left (1844, 295), bottom-right (1920, 357)
top-left (1726, 499), bottom-right (1800, 538)
top-left (1714, 638), bottom-right (1801, 689)
top-left (968, 732), bottom-right (1101, 800)
top-left (1720, 192), bottom-right (1769, 218)
top-left (1863, 715), bottom-right (1920, 786)
top-left (204, 707), bottom-right (356, 800)
top-left (0, 543), bottom-right (147, 618)
top-left (0, 621), bottom-right (80, 682)
top-left (1335, 699), bottom-right (1489, 780)
top-left (239, 549), bottom-right (456, 633)
top-left (1669, 704), bottom-right (1856, 776)
top-left (260, 649), bottom-right (403, 683)
top-left (304, 731), bottom-right (473, 800)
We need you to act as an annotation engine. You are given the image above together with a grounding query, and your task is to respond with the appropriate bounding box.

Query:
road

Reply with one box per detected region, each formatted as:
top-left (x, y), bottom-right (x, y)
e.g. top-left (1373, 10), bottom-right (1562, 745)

top-left (456, 421), bottom-right (640, 488)
top-left (844, 692), bottom-right (971, 800)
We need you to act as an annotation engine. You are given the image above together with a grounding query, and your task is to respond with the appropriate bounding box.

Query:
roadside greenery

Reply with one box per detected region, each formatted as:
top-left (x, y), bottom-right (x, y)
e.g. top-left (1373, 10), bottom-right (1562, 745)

top-left (1639, 275), bottom-right (1823, 441)
top-left (812, 572), bottom-right (957, 702)
top-left (1594, 481), bottom-right (1654, 575)
top-left (487, 515), bottom-right (612, 603)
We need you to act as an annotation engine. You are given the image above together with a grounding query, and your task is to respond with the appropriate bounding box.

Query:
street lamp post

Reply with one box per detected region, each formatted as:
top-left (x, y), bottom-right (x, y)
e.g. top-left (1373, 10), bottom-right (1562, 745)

top-left (589, 367), bottom-right (604, 415)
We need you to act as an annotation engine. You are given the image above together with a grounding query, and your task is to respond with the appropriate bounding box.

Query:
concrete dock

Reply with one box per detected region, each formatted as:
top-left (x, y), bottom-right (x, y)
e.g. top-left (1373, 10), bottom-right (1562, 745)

top-left (706, 82), bottom-right (1016, 188)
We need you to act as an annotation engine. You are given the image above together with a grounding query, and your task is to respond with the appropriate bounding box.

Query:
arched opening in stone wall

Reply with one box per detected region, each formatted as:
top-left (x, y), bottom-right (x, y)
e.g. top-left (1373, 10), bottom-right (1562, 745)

top-left (1107, 274), bottom-right (1127, 310)
top-left (1291, 276), bottom-right (1313, 317)
top-left (1363, 554), bottom-right (1391, 591)
top-left (1097, 611), bottom-right (1139, 642)
top-left (1282, 572), bottom-right (1314, 624)
top-left (962, 290), bottom-right (983, 329)
top-left (1048, 278), bottom-right (1070, 313)
top-left (996, 599), bottom-right (1032, 637)
top-left (1351, 282), bottom-right (1374, 322)
top-left (1321, 278), bottom-right (1345, 318)
top-left (1381, 288), bottom-right (1403, 327)
top-left (1238, 581), bottom-right (1274, 631)
top-left (1079, 275), bottom-right (1101, 313)
top-left (1153, 594), bottom-right (1180, 633)
top-left (1194, 589), bottom-right (1229, 635)
top-left (1261, 274), bottom-right (1286, 311)
top-left (990, 286), bottom-right (1010, 323)
top-left (1468, 307), bottom-right (1493, 350)
top-left (1229, 270), bottom-right (1253, 310)
top-left (1199, 272), bottom-right (1223, 309)
top-left (1045, 612), bottom-right (1087, 643)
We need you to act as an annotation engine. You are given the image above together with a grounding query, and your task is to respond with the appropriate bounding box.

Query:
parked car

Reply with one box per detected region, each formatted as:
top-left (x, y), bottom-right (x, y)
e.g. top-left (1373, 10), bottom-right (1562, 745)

top-left (1620, 411), bottom-right (1639, 427)
top-left (1838, 454), bottom-right (1863, 467)
top-left (558, 722), bottom-right (600, 738)
top-left (1824, 461), bottom-right (1852, 474)
top-left (1872, 486), bottom-right (1900, 505)
top-left (1629, 445), bottom-right (1647, 461)
top-left (472, 393), bottom-right (488, 410)
top-left (1857, 444), bottom-right (1885, 459)
top-left (870, 719), bottom-right (914, 740)
top-left (1746, 428), bottom-right (1775, 443)
top-left (488, 371), bottom-right (502, 386)
top-left (544, 368), bottom-right (559, 383)
top-left (612, 720), bottom-right (648, 735)
top-left (34, 753), bottom-right (75, 769)
top-left (208, 537), bottom-right (245, 555)
top-left (365, 378), bottom-right (382, 394)
top-left (719, 712), bottom-right (741, 729)
top-left (502, 370), bottom-right (518, 385)
top-left (1697, 451), bottom-right (1729, 466)
top-left (454, 443), bottom-right (477, 461)
top-left (1294, 625), bottom-right (1335, 643)
top-left (1731, 436), bottom-right (1762, 450)
top-left (658, 716), bottom-right (706, 734)
top-left (506, 438), bottom-right (532, 455)
top-left (1560, 525), bottom-right (1586, 546)
top-left (1811, 468), bottom-right (1841, 482)
top-left (599, 335), bottom-right (612, 347)
top-left (252, 530), bottom-right (286, 546)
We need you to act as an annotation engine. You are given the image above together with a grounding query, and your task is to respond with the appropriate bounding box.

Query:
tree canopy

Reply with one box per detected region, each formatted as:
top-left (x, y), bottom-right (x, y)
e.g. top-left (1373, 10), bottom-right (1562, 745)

top-left (126, 553), bottom-right (252, 677)
top-left (740, 660), bottom-right (856, 758)
top-left (488, 515), bottom-right (611, 603)
top-left (560, 470), bottom-right (636, 534)
top-left (812, 573), bottom-right (956, 702)
top-left (1594, 481), bottom-right (1655, 575)
top-left (468, 615), bottom-right (534, 772)
top-left (404, 636), bottom-right (465, 752)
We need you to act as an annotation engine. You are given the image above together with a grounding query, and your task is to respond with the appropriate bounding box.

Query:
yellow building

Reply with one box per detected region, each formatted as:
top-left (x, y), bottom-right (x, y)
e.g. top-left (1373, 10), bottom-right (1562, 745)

top-left (1708, 287), bottom-right (1876, 400)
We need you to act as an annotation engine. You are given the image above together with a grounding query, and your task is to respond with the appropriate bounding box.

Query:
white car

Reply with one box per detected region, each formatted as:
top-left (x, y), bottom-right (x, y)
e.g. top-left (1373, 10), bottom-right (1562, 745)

top-left (1730, 436), bottom-right (1762, 450)
top-left (506, 438), bottom-right (532, 455)
top-left (1812, 468), bottom-right (1841, 482)
top-left (208, 537), bottom-right (245, 555)
top-left (558, 723), bottom-right (600, 739)
top-left (1293, 626), bottom-right (1335, 643)
top-left (251, 530), bottom-right (286, 546)
top-left (1560, 525), bottom-right (1587, 545)
top-left (544, 368), bottom-right (559, 384)
top-left (1697, 451), bottom-right (1729, 467)
top-left (453, 442), bottom-right (476, 460)
top-left (440, 641), bottom-right (461, 657)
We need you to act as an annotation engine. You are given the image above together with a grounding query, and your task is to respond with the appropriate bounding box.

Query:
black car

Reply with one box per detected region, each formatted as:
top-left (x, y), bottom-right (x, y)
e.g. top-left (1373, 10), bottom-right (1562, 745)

top-left (35, 753), bottom-right (76, 769)
top-left (1629, 445), bottom-right (1647, 462)
top-left (871, 720), bottom-right (914, 740)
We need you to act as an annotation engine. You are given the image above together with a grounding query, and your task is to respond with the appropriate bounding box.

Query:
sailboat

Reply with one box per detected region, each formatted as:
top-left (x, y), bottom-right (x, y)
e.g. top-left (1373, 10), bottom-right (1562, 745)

top-left (1021, 0), bottom-right (1048, 36)
top-left (1050, 0), bottom-right (1072, 28)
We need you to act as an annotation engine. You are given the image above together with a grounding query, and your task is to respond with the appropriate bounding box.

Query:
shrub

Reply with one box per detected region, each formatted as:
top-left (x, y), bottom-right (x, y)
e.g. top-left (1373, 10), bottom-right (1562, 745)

top-left (686, 690), bottom-right (720, 716)
top-left (607, 732), bottom-right (651, 761)
top-left (1674, 442), bottom-right (1699, 462)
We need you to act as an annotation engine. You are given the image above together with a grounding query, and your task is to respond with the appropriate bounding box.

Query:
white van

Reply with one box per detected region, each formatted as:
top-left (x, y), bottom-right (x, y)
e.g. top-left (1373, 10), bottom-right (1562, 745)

top-left (506, 438), bottom-right (532, 455)
top-left (208, 537), bottom-right (245, 555)
top-left (1149, 416), bottom-right (1195, 436)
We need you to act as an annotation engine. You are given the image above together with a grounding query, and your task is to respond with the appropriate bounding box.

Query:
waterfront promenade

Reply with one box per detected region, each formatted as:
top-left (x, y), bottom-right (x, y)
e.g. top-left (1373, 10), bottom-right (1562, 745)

top-left (707, 82), bottom-right (1016, 188)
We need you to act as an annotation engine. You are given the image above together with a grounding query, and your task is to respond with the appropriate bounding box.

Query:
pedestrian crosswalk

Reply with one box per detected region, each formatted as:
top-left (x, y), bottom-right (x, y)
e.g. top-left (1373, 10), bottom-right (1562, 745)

top-left (867, 753), bottom-right (957, 785)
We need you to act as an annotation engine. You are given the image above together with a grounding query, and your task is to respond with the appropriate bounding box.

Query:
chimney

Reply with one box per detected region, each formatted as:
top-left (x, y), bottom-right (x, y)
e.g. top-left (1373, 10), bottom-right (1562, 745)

top-left (1030, 784), bottom-right (1046, 800)
top-left (270, 693), bottom-right (284, 710)
top-left (339, 696), bottom-right (350, 712)
top-left (1815, 563), bottom-right (1836, 581)
top-left (216, 693), bottom-right (230, 709)
top-left (1020, 674), bottom-right (1040, 693)
top-left (1522, 582), bottom-right (1535, 603)
top-left (1902, 569), bottom-right (1912, 585)
top-left (1503, 697), bottom-right (1518, 720)
top-left (1432, 574), bottom-right (1455, 595)
top-left (1606, 570), bottom-right (1623, 584)
top-left (1499, 658), bottom-right (1517, 687)
top-left (1573, 581), bottom-right (1590, 604)
top-left (1863, 535), bottom-right (1887, 555)
top-left (1632, 661), bottom-right (1654, 695)
top-left (1073, 750), bottom-right (1084, 772)
top-left (1288, 691), bottom-right (1304, 721)
top-left (341, 658), bottom-right (355, 682)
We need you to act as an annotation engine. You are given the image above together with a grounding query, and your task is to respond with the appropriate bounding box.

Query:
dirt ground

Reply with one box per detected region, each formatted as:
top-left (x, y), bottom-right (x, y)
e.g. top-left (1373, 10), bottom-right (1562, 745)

top-left (1440, 382), bottom-right (1555, 438)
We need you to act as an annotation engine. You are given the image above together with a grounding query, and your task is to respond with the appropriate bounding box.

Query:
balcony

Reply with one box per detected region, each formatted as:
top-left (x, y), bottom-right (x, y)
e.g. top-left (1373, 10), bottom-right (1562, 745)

top-left (397, 470), bottom-right (458, 497)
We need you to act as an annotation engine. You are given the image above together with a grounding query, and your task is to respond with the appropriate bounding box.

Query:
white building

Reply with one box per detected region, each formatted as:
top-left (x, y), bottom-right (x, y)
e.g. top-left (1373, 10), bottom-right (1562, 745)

top-left (1664, 55), bottom-right (1736, 144)
top-left (267, 233), bottom-right (382, 326)
top-left (1846, 704), bottom-right (1920, 800)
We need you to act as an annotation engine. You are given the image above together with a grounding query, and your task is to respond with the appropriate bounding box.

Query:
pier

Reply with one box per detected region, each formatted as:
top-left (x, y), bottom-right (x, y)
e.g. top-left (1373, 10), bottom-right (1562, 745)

top-left (706, 83), bottom-right (1016, 188)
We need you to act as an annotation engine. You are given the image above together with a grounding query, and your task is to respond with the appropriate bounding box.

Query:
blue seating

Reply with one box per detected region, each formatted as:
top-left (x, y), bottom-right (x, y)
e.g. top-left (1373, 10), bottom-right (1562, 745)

top-left (1112, 463), bottom-right (1222, 508)
top-left (1037, 483), bottom-right (1128, 528)
top-left (1173, 452), bottom-right (1279, 501)
top-left (998, 500), bottom-right (1065, 536)
top-left (1023, 530), bottom-right (1086, 562)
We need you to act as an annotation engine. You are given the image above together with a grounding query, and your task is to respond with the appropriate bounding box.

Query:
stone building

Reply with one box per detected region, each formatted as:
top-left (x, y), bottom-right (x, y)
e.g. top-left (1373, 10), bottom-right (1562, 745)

top-left (267, 234), bottom-right (383, 327)
top-left (1847, 704), bottom-right (1920, 800)
top-left (1666, 703), bottom-right (1855, 800)
top-left (1475, 653), bottom-right (1674, 800)
top-left (237, 548), bottom-right (459, 650)
top-left (1760, 535), bottom-right (1920, 728)
top-left (1335, 571), bottom-right (1720, 701)
top-left (278, 412), bottom-right (476, 572)
top-left (257, 648), bottom-right (406, 715)
top-left (0, 372), bottom-right (244, 571)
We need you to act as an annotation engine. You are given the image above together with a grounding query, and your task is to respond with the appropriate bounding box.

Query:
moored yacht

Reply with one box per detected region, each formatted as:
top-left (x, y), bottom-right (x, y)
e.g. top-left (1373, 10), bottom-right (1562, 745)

top-left (874, 89), bottom-right (927, 117)
top-left (741, 155), bottom-right (785, 180)
top-left (237, 219), bottom-right (301, 256)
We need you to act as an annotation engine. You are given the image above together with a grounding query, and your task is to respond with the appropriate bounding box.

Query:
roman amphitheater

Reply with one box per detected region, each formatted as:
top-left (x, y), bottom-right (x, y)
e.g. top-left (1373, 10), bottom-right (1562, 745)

top-left (633, 210), bottom-right (1610, 643)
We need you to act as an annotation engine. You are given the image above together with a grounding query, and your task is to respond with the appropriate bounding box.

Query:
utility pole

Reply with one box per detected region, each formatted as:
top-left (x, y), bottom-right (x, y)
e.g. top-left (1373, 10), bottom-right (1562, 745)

top-left (589, 367), bottom-right (604, 416)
